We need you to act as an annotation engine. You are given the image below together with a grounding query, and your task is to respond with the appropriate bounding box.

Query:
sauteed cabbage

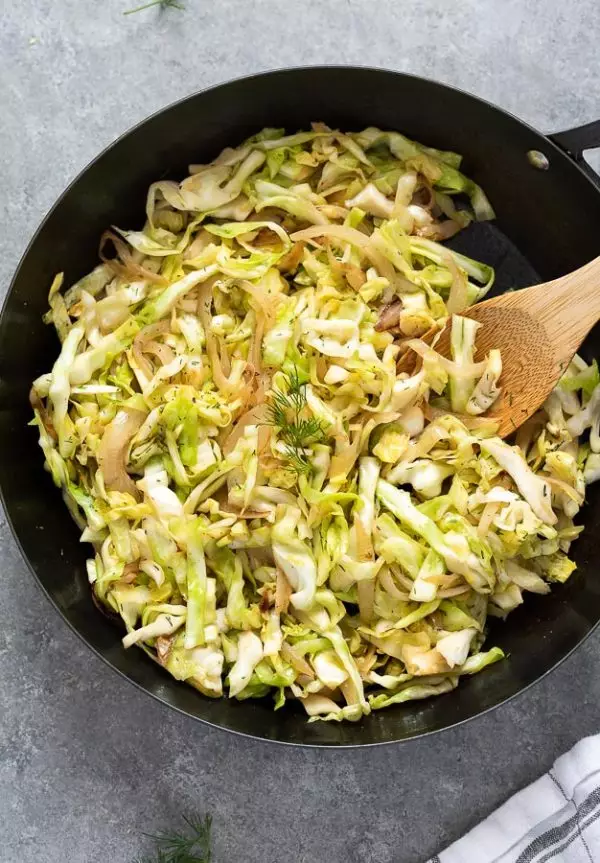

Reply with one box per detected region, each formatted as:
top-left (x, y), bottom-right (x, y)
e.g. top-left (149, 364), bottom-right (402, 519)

top-left (30, 125), bottom-right (599, 722)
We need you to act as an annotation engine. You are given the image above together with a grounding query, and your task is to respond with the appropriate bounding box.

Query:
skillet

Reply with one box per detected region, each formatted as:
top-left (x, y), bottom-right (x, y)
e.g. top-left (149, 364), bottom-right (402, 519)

top-left (2, 66), bottom-right (600, 746)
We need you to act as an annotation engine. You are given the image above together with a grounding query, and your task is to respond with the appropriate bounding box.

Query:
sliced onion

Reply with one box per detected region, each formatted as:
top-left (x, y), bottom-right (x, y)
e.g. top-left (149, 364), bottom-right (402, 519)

top-left (277, 241), bottom-right (305, 273)
top-left (197, 280), bottom-right (234, 394)
top-left (275, 567), bottom-right (292, 614)
top-left (155, 635), bottom-right (173, 664)
top-left (344, 264), bottom-right (367, 290)
top-left (144, 340), bottom-right (175, 366)
top-left (282, 642), bottom-right (314, 677)
top-left (99, 231), bottom-right (165, 285)
top-left (97, 407), bottom-right (146, 499)
top-left (357, 581), bottom-right (375, 624)
top-left (356, 646), bottom-right (377, 678)
top-left (222, 403), bottom-right (270, 455)
top-left (427, 221), bottom-right (462, 241)
top-left (378, 566), bottom-right (410, 601)
top-left (249, 371), bottom-right (272, 411)
top-left (248, 310), bottom-right (265, 373)
top-left (375, 300), bottom-right (402, 332)
top-left (218, 337), bottom-right (231, 376)
top-left (219, 507), bottom-right (267, 520)
top-left (515, 410), bottom-right (546, 453)
top-left (30, 386), bottom-right (57, 441)
top-left (354, 518), bottom-right (374, 562)
top-left (121, 561), bottom-right (140, 583)
top-left (340, 677), bottom-right (359, 707)
top-left (183, 228), bottom-right (213, 260)
top-left (477, 501), bottom-right (501, 537)
top-left (328, 428), bottom-right (361, 480)
top-left (132, 320), bottom-right (170, 380)
top-left (425, 573), bottom-right (463, 588)
top-left (320, 204), bottom-right (350, 220)
top-left (437, 586), bottom-right (471, 599)
top-left (240, 281), bottom-right (280, 330)
top-left (544, 475), bottom-right (584, 504)
top-left (395, 422), bottom-right (448, 466)
top-left (291, 223), bottom-right (371, 248)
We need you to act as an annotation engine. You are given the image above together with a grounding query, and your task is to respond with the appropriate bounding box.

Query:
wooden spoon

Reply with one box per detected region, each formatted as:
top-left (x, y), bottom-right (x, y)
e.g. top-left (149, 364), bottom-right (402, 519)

top-left (423, 256), bottom-right (600, 438)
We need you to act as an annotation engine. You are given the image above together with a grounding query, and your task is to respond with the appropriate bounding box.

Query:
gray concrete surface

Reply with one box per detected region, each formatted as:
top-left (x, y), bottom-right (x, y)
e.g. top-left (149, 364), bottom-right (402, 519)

top-left (1, 1), bottom-right (600, 861)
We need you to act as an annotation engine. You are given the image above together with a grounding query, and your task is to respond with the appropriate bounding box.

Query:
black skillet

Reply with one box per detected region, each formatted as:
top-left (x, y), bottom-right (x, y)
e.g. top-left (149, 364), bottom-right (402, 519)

top-left (2, 67), bottom-right (600, 747)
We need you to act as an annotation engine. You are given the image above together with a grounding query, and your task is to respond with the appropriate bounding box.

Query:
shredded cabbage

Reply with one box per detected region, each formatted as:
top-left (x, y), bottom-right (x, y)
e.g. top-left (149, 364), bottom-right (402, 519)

top-left (31, 123), bottom-right (595, 723)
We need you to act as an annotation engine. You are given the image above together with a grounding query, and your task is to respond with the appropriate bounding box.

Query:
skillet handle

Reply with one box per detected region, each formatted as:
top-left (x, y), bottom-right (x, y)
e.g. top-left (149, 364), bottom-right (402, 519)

top-left (549, 120), bottom-right (600, 187)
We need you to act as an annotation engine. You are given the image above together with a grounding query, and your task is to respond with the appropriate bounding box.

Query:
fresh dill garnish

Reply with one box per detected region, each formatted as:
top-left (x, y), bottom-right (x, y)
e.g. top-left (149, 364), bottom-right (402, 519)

top-left (136, 815), bottom-right (212, 863)
top-left (124, 0), bottom-right (185, 15)
top-left (266, 368), bottom-right (326, 474)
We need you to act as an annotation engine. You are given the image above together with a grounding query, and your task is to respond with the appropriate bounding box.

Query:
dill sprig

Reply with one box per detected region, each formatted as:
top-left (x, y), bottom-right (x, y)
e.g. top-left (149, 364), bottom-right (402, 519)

top-left (266, 369), bottom-right (326, 475)
top-left (136, 815), bottom-right (212, 863)
top-left (124, 0), bottom-right (185, 15)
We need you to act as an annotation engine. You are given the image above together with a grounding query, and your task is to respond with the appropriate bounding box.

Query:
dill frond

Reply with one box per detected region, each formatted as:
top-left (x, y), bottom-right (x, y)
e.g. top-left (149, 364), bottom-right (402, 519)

top-left (137, 814), bottom-right (212, 863)
top-left (266, 370), bottom-right (326, 474)
top-left (124, 0), bottom-right (185, 15)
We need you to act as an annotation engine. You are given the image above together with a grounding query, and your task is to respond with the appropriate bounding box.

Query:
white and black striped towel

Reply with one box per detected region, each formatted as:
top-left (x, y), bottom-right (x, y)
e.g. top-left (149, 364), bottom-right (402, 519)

top-left (429, 735), bottom-right (600, 863)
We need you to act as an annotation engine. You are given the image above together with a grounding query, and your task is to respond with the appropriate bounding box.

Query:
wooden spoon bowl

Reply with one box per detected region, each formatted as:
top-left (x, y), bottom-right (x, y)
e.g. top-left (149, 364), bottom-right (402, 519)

top-left (418, 256), bottom-right (600, 437)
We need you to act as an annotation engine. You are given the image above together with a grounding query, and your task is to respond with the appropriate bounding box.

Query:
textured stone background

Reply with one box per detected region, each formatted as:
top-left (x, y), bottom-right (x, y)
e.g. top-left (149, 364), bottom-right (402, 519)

top-left (1, 1), bottom-right (600, 861)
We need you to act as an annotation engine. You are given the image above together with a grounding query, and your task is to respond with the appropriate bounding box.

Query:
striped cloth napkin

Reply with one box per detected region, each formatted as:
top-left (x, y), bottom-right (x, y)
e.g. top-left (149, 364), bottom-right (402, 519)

top-left (428, 735), bottom-right (600, 863)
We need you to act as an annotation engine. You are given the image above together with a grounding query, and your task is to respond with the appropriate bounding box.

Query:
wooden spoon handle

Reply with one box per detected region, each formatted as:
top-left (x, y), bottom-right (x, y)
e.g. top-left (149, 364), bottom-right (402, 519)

top-left (528, 256), bottom-right (600, 360)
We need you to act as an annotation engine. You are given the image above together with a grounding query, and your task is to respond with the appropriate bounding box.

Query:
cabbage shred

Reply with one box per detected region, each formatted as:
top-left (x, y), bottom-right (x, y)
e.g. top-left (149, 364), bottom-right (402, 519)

top-left (30, 125), bottom-right (598, 722)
